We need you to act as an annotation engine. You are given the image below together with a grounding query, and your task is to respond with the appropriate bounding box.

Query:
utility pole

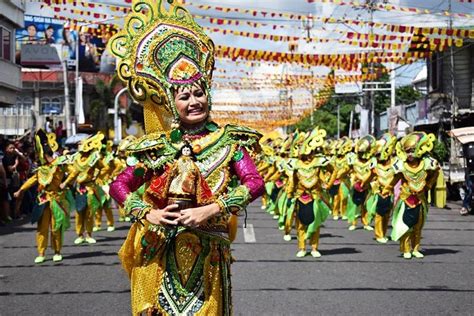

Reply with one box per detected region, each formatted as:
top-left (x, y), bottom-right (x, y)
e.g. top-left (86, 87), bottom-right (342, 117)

top-left (62, 59), bottom-right (72, 137)
top-left (390, 62), bottom-right (396, 108)
top-left (448, 0), bottom-right (457, 184)
top-left (448, 0), bottom-right (457, 122)
top-left (368, 0), bottom-right (375, 135)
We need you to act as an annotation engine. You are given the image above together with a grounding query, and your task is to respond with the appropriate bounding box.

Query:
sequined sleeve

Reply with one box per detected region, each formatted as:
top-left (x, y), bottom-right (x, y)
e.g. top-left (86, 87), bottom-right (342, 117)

top-left (233, 148), bottom-right (265, 200)
top-left (110, 166), bottom-right (151, 205)
top-left (216, 148), bottom-right (264, 215)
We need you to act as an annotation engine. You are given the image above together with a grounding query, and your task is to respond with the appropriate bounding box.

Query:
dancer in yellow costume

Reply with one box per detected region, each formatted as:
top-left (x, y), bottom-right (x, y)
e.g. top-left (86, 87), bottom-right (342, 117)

top-left (94, 140), bottom-right (123, 232)
top-left (286, 128), bottom-right (331, 258)
top-left (108, 1), bottom-right (264, 314)
top-left (264, 134), bottom-right (293, 234)
top-left (257, 132), bottom-right (282, 213)
top-left (390, 132), bottom-right (440, 259)
top-left (327, 137), bottom-right (353, 221)
top-left (14, 130), bottom-right (73, 263)
top-left (368, 133), bottom-right (398, 243)
top-left (281, 131), bottom-right (306, 241)
top-left (61, 132), bottom-right (105, 245)
top-left (346, 135), bottom-right (377, 231)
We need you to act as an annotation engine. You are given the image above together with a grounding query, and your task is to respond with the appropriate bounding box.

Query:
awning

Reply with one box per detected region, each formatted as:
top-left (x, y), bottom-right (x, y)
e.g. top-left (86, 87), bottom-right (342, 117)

top-left (449, 127), bottom-right (474, 144)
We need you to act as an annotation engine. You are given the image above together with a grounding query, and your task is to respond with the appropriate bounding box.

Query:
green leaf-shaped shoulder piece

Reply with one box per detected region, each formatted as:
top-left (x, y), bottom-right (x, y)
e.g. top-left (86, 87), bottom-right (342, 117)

top-left (346, 152), bottom-right (356, 165)
top-left (392, 158), bottom-right (404, 174)
top-left (423, 156), bottom-right (439, 170)
top-left (224, 124), bottom-right (262, 142)
top-left (125, 132), bottom-right (169, 153)
top-left (125, 133), bottom-right (178, 170)
top-left (88, 151), bottom-right (101, 167)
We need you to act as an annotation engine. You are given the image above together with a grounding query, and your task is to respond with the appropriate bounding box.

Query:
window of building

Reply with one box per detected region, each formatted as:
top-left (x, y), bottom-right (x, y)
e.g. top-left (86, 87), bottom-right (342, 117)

top-left (3, 28), bottom-right (11, 61)
top-left (41, 97), bottom-right (63, 115)
top-left (15, 96), bottom-right (33, 116)
top-left (0, 26), bottom-right (12, 62)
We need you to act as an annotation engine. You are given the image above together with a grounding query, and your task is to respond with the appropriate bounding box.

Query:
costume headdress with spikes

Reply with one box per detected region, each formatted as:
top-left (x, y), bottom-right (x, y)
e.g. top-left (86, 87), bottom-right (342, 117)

top-left (109, 0), bottom-right (215, 134)
top-left (299, 127), bottom-right (326, 156)
top-left (355, 135), bottom-right (377, 160)
top-left (396, 131), bottom-right (436, 161)
top-left (376, 133), bottom-right (397, 161)
top-left (34, 129), bottom-right (58, 165)
top-left (337, 136), bottom-right (353, 156)
top-left (79, 132), bottom-right (105, 153)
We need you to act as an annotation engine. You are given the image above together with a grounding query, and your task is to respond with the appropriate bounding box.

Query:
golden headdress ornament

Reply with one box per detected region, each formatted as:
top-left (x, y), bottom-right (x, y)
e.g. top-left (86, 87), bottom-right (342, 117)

top-left (290, 131), bottom-right (307, 158)
top-left (34, 129), bottom-right (58, 165)
top-left (337, 136), bottom-right (353, 156)
top-left (259, 131), bottom-right (283, 156)
top-left (300, 127), bottom-right (326, 156)
top-left (396, 131), bottom-right (436, 161)
top-left (376, 133), bottom-right (397, 161)
top-left (355, 135), bottom-right (376, 159)
top-left (323, 139), bottom-right (337, 156)
top-left (79, 132), bottom-right (105, 153)
top-left (109, 0), bottom-right (215, 134)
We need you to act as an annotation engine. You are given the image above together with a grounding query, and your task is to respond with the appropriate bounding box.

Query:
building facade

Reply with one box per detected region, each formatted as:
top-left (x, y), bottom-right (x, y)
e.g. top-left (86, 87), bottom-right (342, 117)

top-left (0, 1), bottom-right (25, 135)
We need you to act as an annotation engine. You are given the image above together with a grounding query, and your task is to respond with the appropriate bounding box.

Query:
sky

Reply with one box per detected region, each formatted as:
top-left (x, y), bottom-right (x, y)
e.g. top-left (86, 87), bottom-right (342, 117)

top-left (26, 0), bottom-right (474, 113)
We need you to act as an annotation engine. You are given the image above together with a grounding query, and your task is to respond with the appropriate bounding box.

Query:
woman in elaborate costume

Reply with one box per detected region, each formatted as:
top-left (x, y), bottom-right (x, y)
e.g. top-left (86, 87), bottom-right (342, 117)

top-left (390, 132), bottom-right (439, 259)
top-left (14, 130), bottom-right (73, 263)
top-left (286, 128), bottom-right (331, 258)
top-left (108, 1), bottom-right (264, 314)
top-left (369, 133), bottom-right (398, 243)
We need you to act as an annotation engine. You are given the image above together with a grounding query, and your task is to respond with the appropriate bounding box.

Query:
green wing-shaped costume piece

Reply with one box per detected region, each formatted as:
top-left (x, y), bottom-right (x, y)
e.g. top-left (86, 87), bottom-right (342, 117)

top-left (125, 132), bottom-right (179, 170)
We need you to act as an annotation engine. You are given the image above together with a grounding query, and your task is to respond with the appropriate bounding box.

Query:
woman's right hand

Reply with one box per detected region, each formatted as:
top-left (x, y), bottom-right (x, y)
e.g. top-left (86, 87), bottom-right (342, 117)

top-left (145, 204), bottom-right (180, 226)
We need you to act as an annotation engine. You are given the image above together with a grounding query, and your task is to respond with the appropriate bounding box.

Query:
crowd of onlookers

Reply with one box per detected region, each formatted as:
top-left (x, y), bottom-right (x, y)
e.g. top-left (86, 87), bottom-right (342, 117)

top-left (0, 136), bottom-right (38, 225)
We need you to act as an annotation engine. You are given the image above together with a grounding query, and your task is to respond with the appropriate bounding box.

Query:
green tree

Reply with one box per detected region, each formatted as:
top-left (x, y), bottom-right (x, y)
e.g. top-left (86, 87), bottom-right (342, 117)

top-left (89, 79), bottom-right (113, 133)
top-left (291, 88), bottom-right (358, 137)
top-left (291, 85), bottom-right (421, 136)
top-left (88, 75), bottom-right (128, 134)
top-left (374, 85), bottom-right (422, 114)
top-left (432, 138), bottom-right (449, 162)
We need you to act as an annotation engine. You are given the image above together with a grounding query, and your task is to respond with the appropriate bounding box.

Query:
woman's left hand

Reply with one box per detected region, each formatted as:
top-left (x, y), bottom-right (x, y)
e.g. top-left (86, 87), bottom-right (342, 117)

top-left (178, 203), bottom-right (221, 228)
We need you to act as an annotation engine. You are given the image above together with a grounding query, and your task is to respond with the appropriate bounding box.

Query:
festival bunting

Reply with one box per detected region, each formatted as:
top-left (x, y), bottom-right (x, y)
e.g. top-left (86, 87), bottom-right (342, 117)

top-left (306, 0), bottom-right (472, 20)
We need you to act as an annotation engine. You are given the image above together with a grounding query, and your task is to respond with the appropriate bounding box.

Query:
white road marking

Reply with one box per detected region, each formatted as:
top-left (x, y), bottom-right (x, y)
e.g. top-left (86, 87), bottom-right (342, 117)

top-left (243, 224), bottom-right (256, 243)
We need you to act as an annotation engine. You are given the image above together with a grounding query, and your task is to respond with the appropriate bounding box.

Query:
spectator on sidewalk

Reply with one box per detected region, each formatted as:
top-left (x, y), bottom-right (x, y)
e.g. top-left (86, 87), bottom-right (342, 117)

top-left (2, 141), bottom-right (26, 219)
top-left (460, 142), bottom-right (474, 216)
top-left (0, 162), bottom-right (11, 224)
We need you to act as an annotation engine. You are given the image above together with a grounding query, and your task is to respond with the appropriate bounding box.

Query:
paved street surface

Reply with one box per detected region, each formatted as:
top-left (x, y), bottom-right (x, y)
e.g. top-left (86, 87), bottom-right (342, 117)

top-left (1, 201), bottom-right (473, 315)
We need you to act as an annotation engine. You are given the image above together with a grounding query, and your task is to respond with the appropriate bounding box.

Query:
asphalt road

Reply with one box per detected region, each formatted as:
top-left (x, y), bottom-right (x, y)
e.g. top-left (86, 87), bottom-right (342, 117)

top-left (1, 200), bottom-right (473, 315)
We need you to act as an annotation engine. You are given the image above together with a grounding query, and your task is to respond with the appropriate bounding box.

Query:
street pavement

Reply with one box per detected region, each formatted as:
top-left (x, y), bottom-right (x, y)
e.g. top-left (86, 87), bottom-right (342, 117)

top-left (0, 200), bottom-right (473, 315)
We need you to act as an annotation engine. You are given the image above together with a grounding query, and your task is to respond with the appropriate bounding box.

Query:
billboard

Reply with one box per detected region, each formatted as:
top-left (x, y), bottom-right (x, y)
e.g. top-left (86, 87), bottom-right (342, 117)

top-left (16, 15), bottom-right (116, 73)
